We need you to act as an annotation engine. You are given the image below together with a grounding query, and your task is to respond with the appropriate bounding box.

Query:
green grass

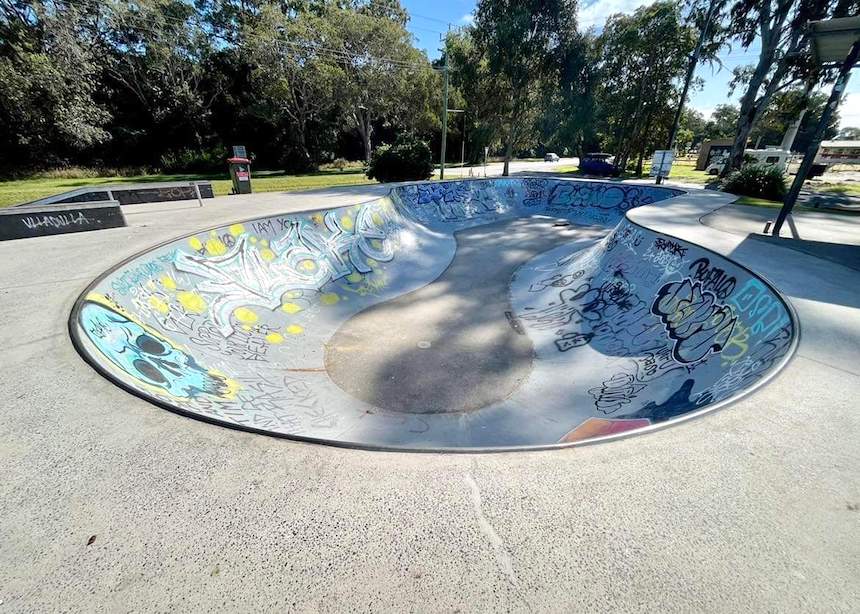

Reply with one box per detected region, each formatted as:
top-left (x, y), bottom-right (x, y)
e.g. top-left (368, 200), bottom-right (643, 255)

top-left (733, 196), bottom-right (783, 207)
top-left (813, 182), bottom-right (860, 197)
top-left (552, 159), bottom-right (712, 185)
top-left (0, 169), bottom-right (375, 208)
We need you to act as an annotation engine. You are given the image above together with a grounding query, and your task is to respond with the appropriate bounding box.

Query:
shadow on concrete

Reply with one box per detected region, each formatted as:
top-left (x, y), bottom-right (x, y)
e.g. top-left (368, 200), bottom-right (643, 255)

top-left (325, 217), bottom-right (604, 413)
top-left (728, 234), bottom-right (860, 310)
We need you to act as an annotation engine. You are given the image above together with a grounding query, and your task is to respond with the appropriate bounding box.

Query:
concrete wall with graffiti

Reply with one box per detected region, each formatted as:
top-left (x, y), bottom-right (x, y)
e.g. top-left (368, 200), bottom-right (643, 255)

top-left (71, 178), bottom-right (795, 449)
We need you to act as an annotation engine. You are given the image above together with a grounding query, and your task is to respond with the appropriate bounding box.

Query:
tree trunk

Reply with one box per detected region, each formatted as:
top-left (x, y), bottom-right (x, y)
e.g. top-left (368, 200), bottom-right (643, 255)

top-left (354, 108), bottom-right (372, 163)
top-left (721, 1), bottom-right (795, 177)
top-left (503, 137), bottom-right (513, 177)
top-left (362, 128), bottom-right (372, 164)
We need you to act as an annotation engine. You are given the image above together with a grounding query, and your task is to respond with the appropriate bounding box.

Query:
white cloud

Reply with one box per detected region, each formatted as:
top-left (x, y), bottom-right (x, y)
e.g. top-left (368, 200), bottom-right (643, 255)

top-left (840, 92), bottom-right (860, 130)
top-left (579, 0), bottom-right (656, 30)
top-left (460, 13), bottom-right (474, 25)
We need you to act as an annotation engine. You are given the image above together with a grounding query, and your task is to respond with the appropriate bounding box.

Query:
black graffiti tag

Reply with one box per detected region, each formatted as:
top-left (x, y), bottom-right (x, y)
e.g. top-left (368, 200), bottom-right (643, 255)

top-left (588, 372), bottom-right (645, 414)
top-left (689, 257), bottom-right (736, 299)
top-left (651, 278), bottom-right (737, 364)
top-left (555, 332), bottom-right (594, 352)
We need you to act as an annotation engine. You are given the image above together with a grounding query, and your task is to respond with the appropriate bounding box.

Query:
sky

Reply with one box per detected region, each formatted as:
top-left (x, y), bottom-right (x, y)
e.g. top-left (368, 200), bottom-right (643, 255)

top-left (400, 0), bottom-right (859, 130)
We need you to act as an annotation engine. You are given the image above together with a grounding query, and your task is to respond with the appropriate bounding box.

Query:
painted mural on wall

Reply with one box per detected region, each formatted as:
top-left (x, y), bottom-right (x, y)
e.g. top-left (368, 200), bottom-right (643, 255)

top-left (71, 178), bottom-right (795, 449)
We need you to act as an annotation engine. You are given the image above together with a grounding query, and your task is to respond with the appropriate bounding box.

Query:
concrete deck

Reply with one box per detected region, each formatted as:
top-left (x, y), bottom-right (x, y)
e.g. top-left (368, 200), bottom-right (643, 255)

top-left (1, 182), bottom-right (858, 611)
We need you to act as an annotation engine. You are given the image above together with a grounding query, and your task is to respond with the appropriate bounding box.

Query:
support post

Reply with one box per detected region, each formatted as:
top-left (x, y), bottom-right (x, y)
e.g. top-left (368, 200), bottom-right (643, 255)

top-left (772, 40), bottom-right (859, 237)
top-left (193, 182), bottom-right (203, 208)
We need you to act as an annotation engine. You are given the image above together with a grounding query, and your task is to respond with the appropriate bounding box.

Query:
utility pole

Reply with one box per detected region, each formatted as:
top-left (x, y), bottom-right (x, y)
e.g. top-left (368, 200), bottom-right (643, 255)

top-left (440, 31), bottom-right (450, 181)
top-left (656, 0), bottom-right (718, 185)
top-left (461, 112), bottom-right (466, 169)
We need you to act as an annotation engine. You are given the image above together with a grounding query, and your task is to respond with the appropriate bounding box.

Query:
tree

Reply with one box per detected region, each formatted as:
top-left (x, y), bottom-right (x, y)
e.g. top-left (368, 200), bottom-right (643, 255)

top-left (445, 30), bottom-right (505, 164)
top-left (0, 1), bottom-right (110, 169)
top-left (749, 89), bottom-right (840, 152)
top-left (329, 2), bottom-right (437, 163)
top-left (718, 0), bottom-right (856, 176)
top-left (97, 0), bottom-right (223, 159)
top-left (703, 104), bottom-right (739, 140)
top-left (837, 126), bottom-right (860, 140)
top-left (678, 108), bottom-right (707, 150)
top-left (593, 1), bottom-right (699, 173)
top-left (244, 4), bottom-right (340, 169)
top-left (539, 30), bottom-right (596, 157)
top-left (472, 0), bottom-right (578, 176)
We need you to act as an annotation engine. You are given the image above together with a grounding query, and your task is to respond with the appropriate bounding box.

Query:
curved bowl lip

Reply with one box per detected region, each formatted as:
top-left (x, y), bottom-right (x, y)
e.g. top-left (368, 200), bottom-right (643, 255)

top-left (67, 177), bottom-right (800, 454)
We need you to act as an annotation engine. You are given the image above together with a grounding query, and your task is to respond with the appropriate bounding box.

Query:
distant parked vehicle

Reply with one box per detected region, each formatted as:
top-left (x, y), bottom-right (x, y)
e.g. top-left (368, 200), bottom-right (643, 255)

top-left (579, 152), bottom-right (620, 177)
top-left (544, 152), bottom-right (560, 162)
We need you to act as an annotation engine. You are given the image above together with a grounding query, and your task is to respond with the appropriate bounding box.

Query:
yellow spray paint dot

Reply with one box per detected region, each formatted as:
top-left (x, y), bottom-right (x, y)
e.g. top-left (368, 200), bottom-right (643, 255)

top-left (177, 291), bottom-right (206, 314)
top-left (259, 239), bottom-right (269, 247)
top-left (285, 290), bottom-right (303, 299)
top-left (371, 213), bottom-right (384, 225)
top-left (205, 238), bottom-right (227, 256)
top-left (340, 216), bottom-right (354, 230)
top-left (320, 293), bottom-right (340, 306)
top-left (260, 248), bottom-right (275, 262)
top-left (347, 272), bottom-right (363, 283)
top-left (300, 260), bottom-right (317, 271)
top-left (366, 258), bottom-right (378, 267)
top-left (160, 276), bottom-right (177, 290)
top-left (250, 236), bottom-right (258, 244)
top-left (148, 296), bottom-right (170, 315)
top-left (286, 324), bottom-right (304, 335)
top-left (281, 302), bottom-right (303, 314)
top-left (371, 240), bottom-right (383, 250)
top-left (234, 307), bottom-right (258, 324)
top-left (188, 237), bottom-right (203, 251)
top-left (265, 332), bottom-right (284, 344)
top-left (311, 214), bottom-right (324, 225)
top-left (229, 224), bottom-right (245, 237)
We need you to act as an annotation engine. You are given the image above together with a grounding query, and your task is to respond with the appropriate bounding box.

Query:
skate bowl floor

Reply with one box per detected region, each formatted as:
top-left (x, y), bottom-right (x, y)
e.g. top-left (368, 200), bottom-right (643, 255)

top-left (70, 178), bottom-right (797, 450)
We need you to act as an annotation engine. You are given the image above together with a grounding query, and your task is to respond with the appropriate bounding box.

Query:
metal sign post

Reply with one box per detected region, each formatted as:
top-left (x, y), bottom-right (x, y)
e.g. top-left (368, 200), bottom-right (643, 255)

top-left (650, 150), bottom-right (674, 180)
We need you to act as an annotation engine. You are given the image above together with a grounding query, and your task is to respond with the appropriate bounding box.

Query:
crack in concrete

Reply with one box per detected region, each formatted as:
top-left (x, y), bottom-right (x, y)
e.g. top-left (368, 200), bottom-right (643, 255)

top-left (463, 471), bottom-right (515, 583)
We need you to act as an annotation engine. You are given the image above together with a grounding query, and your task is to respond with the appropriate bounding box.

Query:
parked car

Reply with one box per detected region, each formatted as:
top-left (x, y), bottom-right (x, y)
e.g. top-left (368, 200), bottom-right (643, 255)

top-left (544, 152), bottom-right (560, 162)
top-left (579, 152), bottom-right (620, 177)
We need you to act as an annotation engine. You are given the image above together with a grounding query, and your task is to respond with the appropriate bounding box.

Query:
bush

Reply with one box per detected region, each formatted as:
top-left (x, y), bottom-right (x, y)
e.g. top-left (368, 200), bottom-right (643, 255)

top-left (366, 136), bottom-right (433, 183)
top-left (331, 157), bottom-right (349, 170)
top-left (159, 146), bottom-right (225, 174)
top-left (722, 163), bottom-right (787, 201)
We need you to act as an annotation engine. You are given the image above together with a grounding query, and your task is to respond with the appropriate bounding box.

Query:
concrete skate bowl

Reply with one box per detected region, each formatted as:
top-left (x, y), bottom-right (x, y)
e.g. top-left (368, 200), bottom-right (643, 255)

top-left (70, 178), bottom-right (797, 451)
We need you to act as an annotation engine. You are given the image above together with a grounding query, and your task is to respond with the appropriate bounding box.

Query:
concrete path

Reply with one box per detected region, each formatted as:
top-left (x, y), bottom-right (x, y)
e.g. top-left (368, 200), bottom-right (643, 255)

top-left (701, 202), bottom-right (860, 271)
top-left (0, 183), bottom-right (858, 612)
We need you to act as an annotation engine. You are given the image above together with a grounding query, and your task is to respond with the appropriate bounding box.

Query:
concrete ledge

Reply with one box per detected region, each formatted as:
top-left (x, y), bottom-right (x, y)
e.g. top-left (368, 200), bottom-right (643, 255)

top-left (0, 200), bottom-right (126, 241)
top-left (18, 181), bottom-right (215, 207)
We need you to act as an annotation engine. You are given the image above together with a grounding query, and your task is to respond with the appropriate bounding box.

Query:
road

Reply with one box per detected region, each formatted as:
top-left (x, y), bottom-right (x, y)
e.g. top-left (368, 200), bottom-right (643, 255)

top-left (434, 157), bottom-right (579, 179)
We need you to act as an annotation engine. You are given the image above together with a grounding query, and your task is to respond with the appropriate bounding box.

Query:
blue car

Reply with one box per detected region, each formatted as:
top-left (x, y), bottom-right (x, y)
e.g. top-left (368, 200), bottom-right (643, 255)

top-left (579, 153), bottom-right (620, 177)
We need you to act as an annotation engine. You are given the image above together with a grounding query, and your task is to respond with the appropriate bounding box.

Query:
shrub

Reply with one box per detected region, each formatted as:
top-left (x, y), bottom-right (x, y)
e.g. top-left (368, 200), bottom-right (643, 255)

top-left (366, 136), bottom-right (433, 183)
top-left (159, 146), bottom-right (225, 174)
top-left (722, 163), bottom-right (787, 201)
top-left (331, 157), bottom-right (349, 170)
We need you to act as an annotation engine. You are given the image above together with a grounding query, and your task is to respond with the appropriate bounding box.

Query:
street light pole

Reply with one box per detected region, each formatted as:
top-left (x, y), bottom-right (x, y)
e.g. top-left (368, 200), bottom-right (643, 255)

top-left (440, 39), bottom-right (449, 181)
top-left (461, 112), bottom-right (466, 169)
top-left (656, 0), bottom-right (718, 185)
